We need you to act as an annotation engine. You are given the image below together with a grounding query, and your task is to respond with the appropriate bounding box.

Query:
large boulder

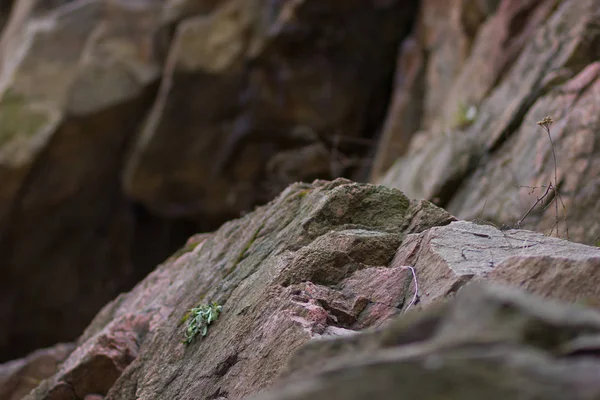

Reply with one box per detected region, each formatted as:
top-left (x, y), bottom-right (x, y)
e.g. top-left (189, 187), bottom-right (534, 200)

top-left (392, 220), bottom-right (600, 306)
top-left (19, 179), bottom-right (600, 400)
top-left (253, 282), bottom-right (600, 400)
top-left (0, 0), bottom-right (418, 363)
top-left (23, 179), bottom-right (455, 399)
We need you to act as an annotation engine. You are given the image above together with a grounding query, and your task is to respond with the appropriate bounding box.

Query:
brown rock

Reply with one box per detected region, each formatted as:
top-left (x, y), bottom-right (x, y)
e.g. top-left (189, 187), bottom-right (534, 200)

top-left (161, 0), bottom-right (223, 23)
top-left (56, 313), bottom-right (150, 398)
top-left (483, 256), bottom-right (600, 307)
top-left (0, 0), bottom-right (418, 363)
top-left (370, 0), bottom-right (494, 181)
top-left (447, 61), bottom-right (600, 244)
top-left (419, 0), bottom-right (488, 129)
top-left (439, 0), bottom-right (557, 127)
top-left (21, 180), bottom-right (600, 400)
top-left (369, 37), bottom-right (425, 180)
top-left (0, 0), bottom-right (165, 361)
top-left (0, 1), bottom-right (14, 32)
top-left (124, 0), bottom-right (417, 219)
top-left (391, 220), bottom-right (600, 308)
top-left (21, 180), bottom-right (600, 399)
top-left (251, 282), bottom-right (600, 400)
top-left (0, 343), bottom-right (74, 400)
top-left (23, 179), bottom-right (454, 399)
top-left (83, 395), bottom-right (104, 400)
top-left (380, 0), bottom-right (600, 245)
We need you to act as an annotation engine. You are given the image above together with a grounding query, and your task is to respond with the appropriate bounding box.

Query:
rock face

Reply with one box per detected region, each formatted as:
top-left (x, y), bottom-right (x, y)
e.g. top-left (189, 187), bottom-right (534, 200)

top-left (0, 343), bottom-right (74, 400)
top-left (22, 179), bottom-right (455, 399)
top-left (2, 0), bottom-right (600, 393)
top-left (17, 179), bottom-right (600, 400)
top-left (0, 0), bottom-right (417, 361)
top-left (123, 0), bottom-right (417, 219)
top-left (253, 283), bottom-right (600, 400)
top-left (376, 0), bottom-right (600, 245)
top-left (0, 0), bottom-right (167, 362)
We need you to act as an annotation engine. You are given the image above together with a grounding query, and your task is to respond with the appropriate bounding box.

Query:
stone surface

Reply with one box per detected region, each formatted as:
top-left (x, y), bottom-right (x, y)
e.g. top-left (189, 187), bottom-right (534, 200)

top-left (419, 0), bottom-right (488, 130)
top-left (24, 179), bottom-right (455, 399)
top-left (0, 343), bottom-right (74, 400)
top-left (0, 0), bottom-right (167, 362)
top-left (124, 0), bottom-right (417, 220)
top-left (0, 0), bottom-right (418, 362)
top-left (22, 180), bottom-right (600, 400)
top-left (2, 3), bottom-right (600, 399)
top-left (392, 220), bottom-right (600, 308)
top-left (438, 0), bottom-right (557, 127)
top-left (252, 282), bottom-right (600, 400)
top-left (447, 61), bottom-right (600, 243)
top-left (370, 0), bottom-right (492, 181)
top-left (380, 0), bottom-right (600, 245)
top-left (0, 1), bottom-right (14, 32)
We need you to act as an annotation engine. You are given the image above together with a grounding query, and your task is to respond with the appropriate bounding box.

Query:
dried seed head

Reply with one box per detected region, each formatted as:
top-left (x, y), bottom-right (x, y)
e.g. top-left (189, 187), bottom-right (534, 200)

top-left (537, 116), bottom-right (554, 129)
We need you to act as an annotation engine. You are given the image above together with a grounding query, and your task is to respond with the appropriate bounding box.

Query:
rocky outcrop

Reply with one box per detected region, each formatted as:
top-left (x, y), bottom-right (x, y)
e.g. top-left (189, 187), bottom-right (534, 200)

top-left (253, 282), bottom-right (600, 400)
top-left (1, 0), bottom-right (599, 391)
top-left (0, 0), bottom-right (417, 361)
top-left (377, 0), bottom-right (600, 245)
top-left (123, 0), bottom-right (417, 219)
top-left (0, 0), bottom-right (168, 362)
top-left (393, 220), bottom-right (600, 306)
top-left (0, 343), bottom-right (74, 400)
top-left (20, 179), bottom-right (453, 399)
top-left (15, 179), bottom-right (600, 400)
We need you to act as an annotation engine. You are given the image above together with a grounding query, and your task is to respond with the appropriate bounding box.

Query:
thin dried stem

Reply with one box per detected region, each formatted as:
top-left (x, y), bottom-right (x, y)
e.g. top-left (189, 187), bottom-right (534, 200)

top-left (541, 123), bottom-right (560, 236)
top-left (517, 183), bottom-right (552, 228)
top-left (518, 117), bottom-right (569, 238)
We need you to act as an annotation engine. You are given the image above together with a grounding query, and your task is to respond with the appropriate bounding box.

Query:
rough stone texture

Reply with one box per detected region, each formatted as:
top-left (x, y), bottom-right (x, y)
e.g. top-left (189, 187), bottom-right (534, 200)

top-left (124, 0), bottom-right (417, 220)
top-left (438, 0), bottom-right (557, 127)
top-left (392, 220), bottom-right (600, 308)
top-left (0, 343), bottom-right (74, 400)
top-left (161, 0), bottom-right (224, 23)
top-left (483, 256), bottom-right (600, 308)
top-left (380, 0), bottom-right (600, 245)
top-left (370, 0), bottom-right (503, 181)
top-left (30, 313), bottom-right (151, 399)
top-left (252, 282), bottom-right (600, 400)
top-left (0, 0), bottom-right (418, 362)
top-left (0, 0), bottom-right (167, 362)
top-left (22, 180), bottom-right (600, 400)
top-left (418, 0), bottom-right (488, 130)
top-left (24, 179), bottom-right (455, 400)
top-left (447, 61), bottom-right (600, 243)
top-left (2, 2), bottom-right (599, 399)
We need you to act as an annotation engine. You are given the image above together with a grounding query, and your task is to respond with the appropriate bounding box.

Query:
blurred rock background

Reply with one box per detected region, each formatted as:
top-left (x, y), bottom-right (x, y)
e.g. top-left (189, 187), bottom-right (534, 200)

top-left (0, 0), bottom-right (598, 364)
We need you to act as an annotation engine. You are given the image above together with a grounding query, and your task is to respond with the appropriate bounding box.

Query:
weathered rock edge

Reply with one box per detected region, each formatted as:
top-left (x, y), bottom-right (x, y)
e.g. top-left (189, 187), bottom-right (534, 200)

top-left (24, 178), bottom-right (455, 399)
top-left (16, 178), bottom-right (600, 400)
top-left (252, 282), bottom-right (600, 400)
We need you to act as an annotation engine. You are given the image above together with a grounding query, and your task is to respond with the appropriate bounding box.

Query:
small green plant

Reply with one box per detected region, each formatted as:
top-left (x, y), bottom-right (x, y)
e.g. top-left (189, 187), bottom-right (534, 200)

top-left (182, 302), bottom-right (222, 344)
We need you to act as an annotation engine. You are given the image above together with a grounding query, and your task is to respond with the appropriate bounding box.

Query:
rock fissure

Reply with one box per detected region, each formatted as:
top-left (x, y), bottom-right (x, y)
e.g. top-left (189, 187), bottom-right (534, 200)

top-left (3, 1), bottom-right (600, 399)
